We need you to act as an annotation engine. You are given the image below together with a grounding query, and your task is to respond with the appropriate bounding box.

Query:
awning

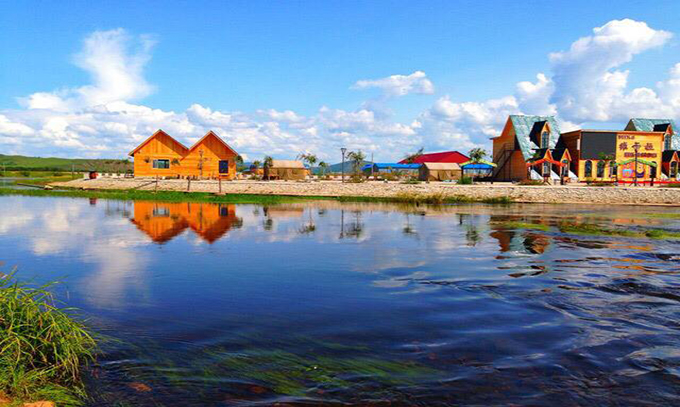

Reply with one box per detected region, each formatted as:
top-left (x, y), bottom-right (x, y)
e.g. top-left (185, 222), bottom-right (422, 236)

top-left (460, 159), bottom-right (497, 167)
top-left (616, 158), bottom-right (657, 167)
top-left (526, 158), bottom-right (566, 167)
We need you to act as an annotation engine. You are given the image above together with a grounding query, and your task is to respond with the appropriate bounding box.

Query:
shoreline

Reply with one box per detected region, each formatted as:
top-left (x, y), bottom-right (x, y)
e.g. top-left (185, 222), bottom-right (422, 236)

top-left (47, 178), bottom-right (680, 206)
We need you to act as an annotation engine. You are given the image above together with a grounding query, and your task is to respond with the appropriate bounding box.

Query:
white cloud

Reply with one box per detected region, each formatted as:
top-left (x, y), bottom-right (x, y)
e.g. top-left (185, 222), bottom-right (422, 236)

top-left (1, 20), bottom-right (680, 161)
top-left (352, 71), bottom-right (435, 97)
top-left (20, 28), bottom-right (155, 111)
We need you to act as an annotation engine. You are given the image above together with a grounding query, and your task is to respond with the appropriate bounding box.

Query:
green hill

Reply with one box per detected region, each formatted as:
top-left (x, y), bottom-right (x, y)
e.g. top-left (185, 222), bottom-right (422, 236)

top-left (0, 154), bottom-right (131, 172)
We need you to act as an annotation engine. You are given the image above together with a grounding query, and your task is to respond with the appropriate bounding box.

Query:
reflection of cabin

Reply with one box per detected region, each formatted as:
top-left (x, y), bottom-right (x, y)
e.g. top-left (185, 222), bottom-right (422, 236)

top-left (418, 162), bottom-right (461, 181)
top-left (131, 201), bottom-right (241, 244)
top-left (263, 160), bottom-right (307, 180)
top-left (491, 115), bottom-right (561, 181)
top-left (129, 130), bottom-right (239, 179)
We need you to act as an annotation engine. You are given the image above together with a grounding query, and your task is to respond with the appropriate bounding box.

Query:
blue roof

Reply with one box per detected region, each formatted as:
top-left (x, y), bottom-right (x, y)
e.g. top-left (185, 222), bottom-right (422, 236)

top-left (362, 163), bottom-right (421, 170)
top-left (462, 163), bottom-right (495, 169)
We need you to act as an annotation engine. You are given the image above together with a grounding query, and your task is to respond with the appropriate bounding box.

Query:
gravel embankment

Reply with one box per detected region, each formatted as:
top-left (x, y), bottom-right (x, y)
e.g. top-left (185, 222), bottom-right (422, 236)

top-left (48, 178), bottom-right (680, 206)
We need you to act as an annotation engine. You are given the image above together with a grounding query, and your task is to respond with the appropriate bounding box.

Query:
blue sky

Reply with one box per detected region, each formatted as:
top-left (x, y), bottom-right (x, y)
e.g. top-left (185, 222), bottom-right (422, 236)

top-left (1, 0), bottom-right (680, 160)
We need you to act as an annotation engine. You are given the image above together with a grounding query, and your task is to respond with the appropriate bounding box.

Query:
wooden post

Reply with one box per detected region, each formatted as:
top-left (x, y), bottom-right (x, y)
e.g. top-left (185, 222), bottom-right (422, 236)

top-left (155, 175), bottom-right (158, 192)
top-left (187, 178), bottom-right (191, 192)
top-left (219, 177), bottom-right (222, 194)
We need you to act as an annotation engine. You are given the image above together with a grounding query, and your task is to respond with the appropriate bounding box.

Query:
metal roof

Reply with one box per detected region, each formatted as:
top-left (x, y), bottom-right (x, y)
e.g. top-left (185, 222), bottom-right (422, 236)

top-left (362, 163), bottom-right (421, 170)
top-left (509, 115), bottom-right (561, 160)
top-left (627, 118), bottom-right (679, 150)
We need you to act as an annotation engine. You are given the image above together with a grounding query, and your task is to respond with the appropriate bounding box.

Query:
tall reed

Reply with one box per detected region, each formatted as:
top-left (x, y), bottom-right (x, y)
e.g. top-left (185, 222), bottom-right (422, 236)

top-left (0, 270), bottom-right (96, 405)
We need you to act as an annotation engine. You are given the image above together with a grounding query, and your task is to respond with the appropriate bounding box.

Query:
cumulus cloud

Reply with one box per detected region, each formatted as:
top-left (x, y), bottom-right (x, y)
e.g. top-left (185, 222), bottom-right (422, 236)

top-left (352, 71), bottom-right (435, 97)
top-left (20, 28), bottom-right (155, 111)
top-left (1, 19), bottom-right (680, 161)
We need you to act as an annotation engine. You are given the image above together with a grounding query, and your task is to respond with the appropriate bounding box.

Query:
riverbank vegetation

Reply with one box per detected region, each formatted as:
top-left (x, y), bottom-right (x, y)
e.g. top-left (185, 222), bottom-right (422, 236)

top-left (0, 272), bottom-right (96, 406)
top-left (0, 187), bottom-right (514, 206)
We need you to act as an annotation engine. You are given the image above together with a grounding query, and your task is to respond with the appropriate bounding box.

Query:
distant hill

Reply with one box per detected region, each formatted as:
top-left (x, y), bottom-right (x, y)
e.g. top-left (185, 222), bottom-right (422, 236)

top-left (0, 154), bottom-right (131, 172)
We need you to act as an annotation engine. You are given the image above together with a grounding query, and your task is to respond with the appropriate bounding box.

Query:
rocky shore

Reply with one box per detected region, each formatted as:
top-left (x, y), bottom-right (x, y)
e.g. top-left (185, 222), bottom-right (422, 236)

top-left (48, 178), bottom-right (680, 206)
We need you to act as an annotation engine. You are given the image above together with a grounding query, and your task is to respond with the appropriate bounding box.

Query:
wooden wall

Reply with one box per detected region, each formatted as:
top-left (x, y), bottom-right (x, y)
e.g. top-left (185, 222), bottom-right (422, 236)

top-left (132, 132), bottom-right (187, 177)
top-left (180, 134), bottom-right (237, 180)
top-left (492, 122), bottom-right (529, 181)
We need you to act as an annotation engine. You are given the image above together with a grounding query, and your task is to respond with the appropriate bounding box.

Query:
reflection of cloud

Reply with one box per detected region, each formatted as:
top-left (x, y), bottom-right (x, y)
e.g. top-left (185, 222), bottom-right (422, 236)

top-left (0, 209), bottom-right (34, 234)
top-left (0, 197), bottom-right (150, 310)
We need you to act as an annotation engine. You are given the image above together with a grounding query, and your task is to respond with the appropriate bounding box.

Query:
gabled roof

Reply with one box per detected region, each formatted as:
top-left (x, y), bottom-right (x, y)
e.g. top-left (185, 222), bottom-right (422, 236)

top-left (187, 130), bottom-right (239, 156)
top-left (363, 163), bottom-right (421, 170)
top-left (662, 150), bottom-right (679, 162)
top-left (654, 123), bottom-right (671, 132)
top-left (552, 148), bottom-right (571, 162)
top-left (627, 118), bottom-right (679, 150)
top-left (398, 151), bottom-right (469, 164)
top-left (128, 129), bottom-right (189, 156)
top-left (508, 115), bottom-right (561, 160)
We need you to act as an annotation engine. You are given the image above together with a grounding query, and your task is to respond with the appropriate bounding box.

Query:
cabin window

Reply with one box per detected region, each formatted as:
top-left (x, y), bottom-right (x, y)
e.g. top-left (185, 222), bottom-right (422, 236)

top-left (541, 131), bottom-right (550, 148)
top-left (665, 134), bottom-right (672, 151)
top-left (542, 162), bottom-right (551, 176)
top-left (671, 161), bottom-right (678, 177)
top-left (610, 163), bottom-right (617, 178)
top-left (152, 207), bottom-right (170, 217)
top-left (584, 160), bottom-right (593, 177)
top-left (219, 160), bottom-right (230, 174)
top-left (561, 160), bottom-right (569, 176)
top-left (596, 161), bottom-right (605, 178)
top-left (651, 166), bottom-right (657, 179)
top-left (153, 159), bottom-right (170, 169)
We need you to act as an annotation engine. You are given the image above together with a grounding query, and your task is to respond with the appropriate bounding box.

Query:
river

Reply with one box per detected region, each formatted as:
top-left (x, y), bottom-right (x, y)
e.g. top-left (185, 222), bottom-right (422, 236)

top-left (1, 195), bottom-right (679, 405)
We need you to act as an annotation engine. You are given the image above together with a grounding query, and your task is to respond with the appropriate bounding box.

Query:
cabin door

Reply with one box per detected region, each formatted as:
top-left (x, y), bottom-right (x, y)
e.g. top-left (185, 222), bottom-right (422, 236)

top-left (219, 160), bottom-right (229, 174)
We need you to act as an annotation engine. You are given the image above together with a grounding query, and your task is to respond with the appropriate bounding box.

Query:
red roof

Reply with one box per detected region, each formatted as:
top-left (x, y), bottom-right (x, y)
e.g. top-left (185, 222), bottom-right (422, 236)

top-left (398, 151), bottom-right (469, 164)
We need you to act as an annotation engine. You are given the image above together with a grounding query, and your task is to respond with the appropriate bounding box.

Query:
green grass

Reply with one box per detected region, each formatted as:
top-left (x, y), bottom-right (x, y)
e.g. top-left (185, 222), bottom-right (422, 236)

top-left (0, 271), bottom-right (96, 406)
top-left (0, 187), bottom-right (514, 206)
top-left (643, 213), bottom-right (680, 219)
top-left (496, 221), bottom-right (550, 231)
top-left (0, 154), bottom-right (130, 172)
top-left (558, 222), bottom-right (680, 239)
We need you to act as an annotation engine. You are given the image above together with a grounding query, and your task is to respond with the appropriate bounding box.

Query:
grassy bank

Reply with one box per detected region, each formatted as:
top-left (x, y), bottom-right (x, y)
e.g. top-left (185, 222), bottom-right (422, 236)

top-left (0, 187), bottom-right (514, 206)
top-left (0, 272), bottom-right (95, 406)
top-left (1, 171), bottom-right (81, 187)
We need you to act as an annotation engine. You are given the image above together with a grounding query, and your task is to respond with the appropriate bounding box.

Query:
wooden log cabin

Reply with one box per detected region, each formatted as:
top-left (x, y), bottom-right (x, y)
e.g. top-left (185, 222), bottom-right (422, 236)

top-left (129, 130), bottom-right (239, 179)
top-left (491, 115), bottom-right (562, 181)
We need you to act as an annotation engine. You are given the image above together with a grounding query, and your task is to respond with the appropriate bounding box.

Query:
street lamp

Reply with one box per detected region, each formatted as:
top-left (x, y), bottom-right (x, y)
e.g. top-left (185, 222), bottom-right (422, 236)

top-left (340, 147), bottom-right (347, 183)
top-left (632, 142), bottom-right (641, 186)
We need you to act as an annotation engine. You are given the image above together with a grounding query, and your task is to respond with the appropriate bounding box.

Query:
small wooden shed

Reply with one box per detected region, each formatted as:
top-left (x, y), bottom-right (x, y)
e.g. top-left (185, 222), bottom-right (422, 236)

top-left (418, 162), bottom-right (462, 181)
top-left (263, 160), bottom-right (307, 180)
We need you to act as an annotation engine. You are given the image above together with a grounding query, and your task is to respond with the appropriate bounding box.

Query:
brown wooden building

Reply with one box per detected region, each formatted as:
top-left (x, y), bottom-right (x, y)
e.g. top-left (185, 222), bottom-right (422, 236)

top-left (491, 115), bottom-right (563, 181)
top-left (129, 130), bottom-right (239, 179)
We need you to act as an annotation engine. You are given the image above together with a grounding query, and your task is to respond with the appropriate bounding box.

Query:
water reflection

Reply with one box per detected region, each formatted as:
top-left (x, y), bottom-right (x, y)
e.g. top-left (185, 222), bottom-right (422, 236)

top-left (130, 202), bottom-right (243, 244)
top-left (2, 196), bottom-right (680, 405)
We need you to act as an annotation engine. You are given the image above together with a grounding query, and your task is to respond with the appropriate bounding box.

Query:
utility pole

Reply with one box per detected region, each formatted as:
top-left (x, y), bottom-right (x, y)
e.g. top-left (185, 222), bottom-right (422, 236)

top-left (633, 142), bottom-right (641, 186)
top-left (340, 147), bottom-right (347, 183)
top-left (371, 152), bottom-right (374, 180)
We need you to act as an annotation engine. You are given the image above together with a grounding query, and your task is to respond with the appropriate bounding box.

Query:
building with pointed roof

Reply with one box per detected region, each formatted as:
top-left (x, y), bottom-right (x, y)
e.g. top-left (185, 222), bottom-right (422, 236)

top-left (129, 130), bottom-right (239, 179)
top-left (398, 150), bottom-right (469, 165)
top-left (491, 115), bottom-right (563, 181)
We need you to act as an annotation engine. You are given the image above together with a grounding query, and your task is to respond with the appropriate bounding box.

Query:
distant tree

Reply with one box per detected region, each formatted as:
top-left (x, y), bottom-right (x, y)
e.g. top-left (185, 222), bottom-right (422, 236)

top-left (468, 148), bottom-right (488, 163)
top-left (318, 161), bottom-right (329, 177)
top-left (263, 156), bottom-right (274, 180)
top-left (297, 153), bottom-right (318, 178)
top-left (403, 147), bottom-right (424, 164)
top-left (346, 150), bottom-right (366, 174)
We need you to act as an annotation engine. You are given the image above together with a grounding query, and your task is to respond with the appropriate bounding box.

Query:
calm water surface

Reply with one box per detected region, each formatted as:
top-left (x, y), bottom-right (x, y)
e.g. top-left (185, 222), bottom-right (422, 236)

top-left (2, 196), bottom-right (680, 406)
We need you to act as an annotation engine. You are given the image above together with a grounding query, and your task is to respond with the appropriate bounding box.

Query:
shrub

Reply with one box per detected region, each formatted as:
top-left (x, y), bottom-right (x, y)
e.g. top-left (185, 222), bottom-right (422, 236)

top-left (19, 170), bottom-right (31, 177)
top-left (458, 176), bottom-right (473, 185)
top-left (0, 271), bottom-right (96, 405)
top-left (348, 174), bottom-right (365, 183)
